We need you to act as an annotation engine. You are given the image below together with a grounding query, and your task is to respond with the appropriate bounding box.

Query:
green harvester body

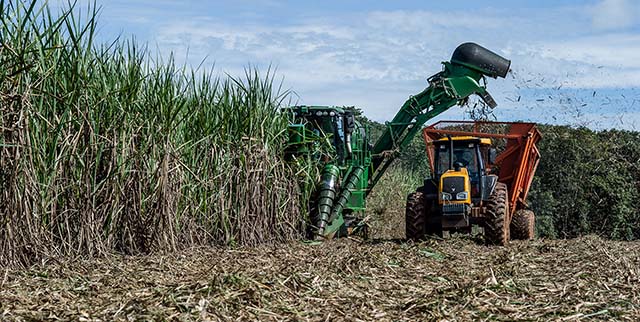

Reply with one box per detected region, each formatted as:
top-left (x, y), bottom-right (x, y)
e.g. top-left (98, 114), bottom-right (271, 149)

top-left (284, 43), bottom-right (511, 238)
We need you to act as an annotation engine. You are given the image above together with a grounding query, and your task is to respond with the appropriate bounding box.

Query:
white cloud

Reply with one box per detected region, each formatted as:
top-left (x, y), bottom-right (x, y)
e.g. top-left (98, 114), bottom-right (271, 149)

top-left (590, 0), bottom-right (638, 30)
top-left (537, 33), bottom-right (640, 68)
top-left (140, 4), bottom-right (640, 128)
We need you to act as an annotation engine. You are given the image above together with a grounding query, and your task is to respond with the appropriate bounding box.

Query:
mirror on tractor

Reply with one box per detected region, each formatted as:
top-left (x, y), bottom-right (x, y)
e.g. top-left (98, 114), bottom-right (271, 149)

top-left (489, 148), bottom-right (497, 164)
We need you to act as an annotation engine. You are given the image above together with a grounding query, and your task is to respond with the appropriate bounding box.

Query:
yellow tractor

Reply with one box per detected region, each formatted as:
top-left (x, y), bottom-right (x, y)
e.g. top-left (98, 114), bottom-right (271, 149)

top-left (406, 121), bottom-right (541, 245)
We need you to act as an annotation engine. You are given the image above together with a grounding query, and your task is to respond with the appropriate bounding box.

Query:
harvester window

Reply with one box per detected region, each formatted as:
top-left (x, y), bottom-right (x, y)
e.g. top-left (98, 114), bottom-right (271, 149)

top-left (308, 115), bottom-right (346, 164)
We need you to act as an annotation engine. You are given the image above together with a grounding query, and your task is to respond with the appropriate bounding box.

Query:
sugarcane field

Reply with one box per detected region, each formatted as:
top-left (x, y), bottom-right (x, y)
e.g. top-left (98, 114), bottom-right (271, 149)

top-left (1, 1), bottom-right (640, 321)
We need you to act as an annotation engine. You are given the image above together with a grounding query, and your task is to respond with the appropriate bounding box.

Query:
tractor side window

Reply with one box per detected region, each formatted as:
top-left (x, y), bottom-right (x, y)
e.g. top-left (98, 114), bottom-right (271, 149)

top-left (466, 148), bottom-right (479, 178)
top-left (436, 146), bottom-right (450, 177)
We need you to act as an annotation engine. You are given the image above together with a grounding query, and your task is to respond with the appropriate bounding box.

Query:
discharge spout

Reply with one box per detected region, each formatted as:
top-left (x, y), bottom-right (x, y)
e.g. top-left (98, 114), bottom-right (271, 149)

top-left (451, 42), bottom-right (511, 78)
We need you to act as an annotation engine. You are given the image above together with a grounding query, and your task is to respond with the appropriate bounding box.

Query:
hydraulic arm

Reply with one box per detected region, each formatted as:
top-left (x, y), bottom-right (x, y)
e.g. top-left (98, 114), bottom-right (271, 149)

top-left (369, 42), bottom-right (510, 191)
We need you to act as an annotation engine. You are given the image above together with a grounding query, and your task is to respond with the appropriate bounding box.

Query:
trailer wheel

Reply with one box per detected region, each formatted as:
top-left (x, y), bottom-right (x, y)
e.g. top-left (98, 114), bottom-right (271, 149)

top-left (405, 192), bottom-right (426, 241)
top-left (484, 182), bottom-right (510, 246)
top-left (511, 209), bottom-right (535, 240)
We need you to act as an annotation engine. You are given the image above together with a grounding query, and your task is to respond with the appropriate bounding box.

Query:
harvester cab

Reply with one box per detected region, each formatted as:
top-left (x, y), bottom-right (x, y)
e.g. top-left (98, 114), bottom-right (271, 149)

top-left (284, 106), bottom-right (360, 166)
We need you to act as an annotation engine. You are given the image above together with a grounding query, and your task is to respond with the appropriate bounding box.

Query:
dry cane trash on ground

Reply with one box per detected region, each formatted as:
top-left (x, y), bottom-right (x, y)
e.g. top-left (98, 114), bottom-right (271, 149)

top-left (1, 235), bottom-right (639, 321)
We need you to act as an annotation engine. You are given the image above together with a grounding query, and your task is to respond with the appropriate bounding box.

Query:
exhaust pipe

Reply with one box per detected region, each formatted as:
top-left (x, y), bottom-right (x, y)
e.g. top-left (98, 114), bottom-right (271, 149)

top-left (448, 135), bottom-right (454, 170)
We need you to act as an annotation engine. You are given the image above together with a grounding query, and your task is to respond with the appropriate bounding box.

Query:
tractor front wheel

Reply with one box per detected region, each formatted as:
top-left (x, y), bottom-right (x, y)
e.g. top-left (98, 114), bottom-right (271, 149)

top-left (511, 209), bottom-right (535, 240)
top-left (405, 191), bottom-right (426, 241)
top-left (484, 182), bottom-right (510, 246)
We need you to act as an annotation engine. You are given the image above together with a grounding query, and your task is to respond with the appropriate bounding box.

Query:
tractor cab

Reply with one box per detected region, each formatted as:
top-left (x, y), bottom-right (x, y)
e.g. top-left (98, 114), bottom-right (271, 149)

top-left (432, 136), bottom-right (494, 202)
top-left (418, 135), bottom-right (499, 230)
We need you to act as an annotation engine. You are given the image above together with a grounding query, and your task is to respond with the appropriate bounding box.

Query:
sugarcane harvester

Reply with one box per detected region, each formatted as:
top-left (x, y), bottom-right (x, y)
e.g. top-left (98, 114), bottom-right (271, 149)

top-left (284, 43), bottom-right (511, 239)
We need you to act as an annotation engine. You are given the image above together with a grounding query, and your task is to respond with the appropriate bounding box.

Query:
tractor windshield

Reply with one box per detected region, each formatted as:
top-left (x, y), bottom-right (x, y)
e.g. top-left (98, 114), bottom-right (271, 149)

top-left (435, 143), bottom-right (479, 178)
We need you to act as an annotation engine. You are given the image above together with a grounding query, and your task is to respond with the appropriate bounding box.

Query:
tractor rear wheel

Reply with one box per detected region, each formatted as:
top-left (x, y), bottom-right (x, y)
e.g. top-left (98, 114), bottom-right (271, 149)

top-left (484, 182), bottom-right (510, 246)
top-left (405, 191), bottom-right (426, 241)
top-left (511, 209), bottom-right (535, 240)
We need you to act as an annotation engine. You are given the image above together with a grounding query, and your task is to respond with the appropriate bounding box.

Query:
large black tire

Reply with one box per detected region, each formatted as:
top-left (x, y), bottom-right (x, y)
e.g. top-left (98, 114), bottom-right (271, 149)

top-left (424, 205), bottom-right (443, 237)
top-left (511, 209), bottom-right (535, 240)
top-left (484, 182), bottom-right (510, 246)
top-left (405, 192), bottom-right (426, 241)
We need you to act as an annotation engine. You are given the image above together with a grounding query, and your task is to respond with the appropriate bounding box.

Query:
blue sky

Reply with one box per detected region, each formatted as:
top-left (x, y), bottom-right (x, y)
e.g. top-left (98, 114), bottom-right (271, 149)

top-left (53, 0), bottom-right (640, 129)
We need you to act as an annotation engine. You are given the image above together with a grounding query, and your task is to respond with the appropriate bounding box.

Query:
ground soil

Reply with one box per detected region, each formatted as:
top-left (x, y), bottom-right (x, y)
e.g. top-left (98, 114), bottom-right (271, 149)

top-left (1, 235), bottom-right (639, 321)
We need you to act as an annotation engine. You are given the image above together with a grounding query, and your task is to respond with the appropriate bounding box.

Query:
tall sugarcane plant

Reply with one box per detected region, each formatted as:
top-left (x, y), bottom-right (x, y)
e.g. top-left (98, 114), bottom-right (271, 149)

top-left (0, 1), bottom-right (309, 267)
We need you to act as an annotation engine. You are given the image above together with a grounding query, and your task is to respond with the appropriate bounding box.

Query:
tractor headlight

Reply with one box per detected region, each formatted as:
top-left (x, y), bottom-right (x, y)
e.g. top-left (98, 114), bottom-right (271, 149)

top-left (456, 191), bottom-right (468, 200)
top-left (441, 192), bottom-right (452, 201)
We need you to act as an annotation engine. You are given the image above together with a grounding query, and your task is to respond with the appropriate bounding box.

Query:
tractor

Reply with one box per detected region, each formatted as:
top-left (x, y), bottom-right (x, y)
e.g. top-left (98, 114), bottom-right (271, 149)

top-left (406, 121), bottom-right (541, 245)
